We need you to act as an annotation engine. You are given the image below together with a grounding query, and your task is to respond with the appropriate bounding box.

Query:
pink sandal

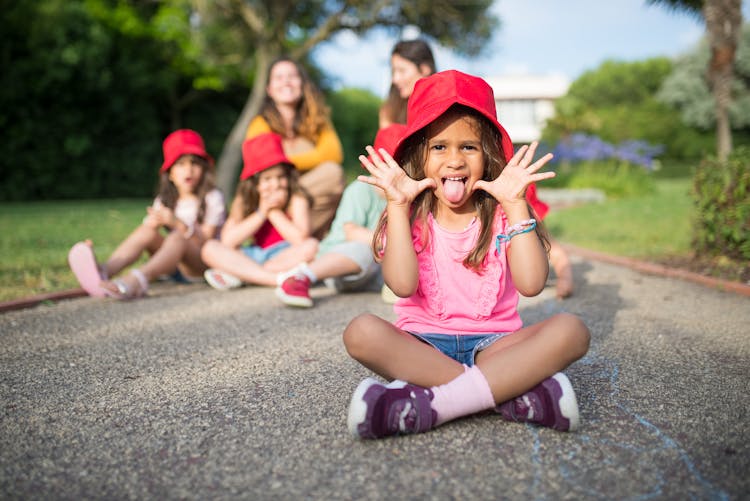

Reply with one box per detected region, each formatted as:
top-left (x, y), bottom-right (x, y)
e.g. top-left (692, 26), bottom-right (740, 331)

top-left (68, 242), bottom-right (107, 297)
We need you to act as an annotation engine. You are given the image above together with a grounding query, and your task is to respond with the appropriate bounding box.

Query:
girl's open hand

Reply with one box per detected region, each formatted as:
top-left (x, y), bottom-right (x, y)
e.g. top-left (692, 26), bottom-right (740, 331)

top-left (357, 146), bottom-right (435, 206)
top-left (473, 142), bottom-right (555, 205)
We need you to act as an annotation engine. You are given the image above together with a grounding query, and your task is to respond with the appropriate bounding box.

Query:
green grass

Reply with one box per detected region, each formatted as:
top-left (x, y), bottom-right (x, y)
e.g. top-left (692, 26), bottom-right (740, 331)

top-left (546, 178), bottom-right (693, 258)
top-left (0, 178), bottom-right (697, 303)
top-left (0, 199), bottom-right (150, 301)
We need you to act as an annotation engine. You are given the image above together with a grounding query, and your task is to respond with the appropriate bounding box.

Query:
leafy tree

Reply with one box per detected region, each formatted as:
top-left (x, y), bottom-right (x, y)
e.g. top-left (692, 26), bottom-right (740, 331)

top-left (0, 0), bottom-right (248, 200)
top-left (541, 58), bottom-right (712, 161)
top-left (0, 0), bottom-right (168, 199)
top-left (658, 23), bottom-right (750, 133)
top-left (647, 0), bottom-right (744, 161)
top-left (185, 0), bottom-right (499, 195)
top-left (328, 88), bottom-right (381, 179)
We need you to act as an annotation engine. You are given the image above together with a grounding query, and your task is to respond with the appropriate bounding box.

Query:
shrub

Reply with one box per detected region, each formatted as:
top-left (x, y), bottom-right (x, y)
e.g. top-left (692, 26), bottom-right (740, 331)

top-left (545, 133), bottom-right (661, 197)
top-left (329, 88), bottom-right (381, 181)
top-left (692, 147), bottom-right (750, 261)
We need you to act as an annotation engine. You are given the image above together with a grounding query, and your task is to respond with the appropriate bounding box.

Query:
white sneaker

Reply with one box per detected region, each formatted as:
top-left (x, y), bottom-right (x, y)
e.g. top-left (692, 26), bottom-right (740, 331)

top-left (204, 269), bottom-right (242, 290)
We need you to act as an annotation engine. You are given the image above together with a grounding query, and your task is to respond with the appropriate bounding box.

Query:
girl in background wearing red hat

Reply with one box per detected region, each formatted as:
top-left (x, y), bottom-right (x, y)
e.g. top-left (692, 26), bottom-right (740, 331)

top-left (68, 129), bottom-right (225, 299)
top-left (343, 71), bottom-right (590, 439)
top-left (201, 133), bottom-right (317, 289)
top-left (246, 57), bottom-right (345, 240)
top-left (273, 125), bottom-right (402, 308)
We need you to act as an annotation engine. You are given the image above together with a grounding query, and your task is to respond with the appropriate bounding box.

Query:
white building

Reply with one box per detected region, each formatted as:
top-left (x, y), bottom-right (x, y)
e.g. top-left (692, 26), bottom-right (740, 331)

top-left (485, 74), bottom-right (570, 144)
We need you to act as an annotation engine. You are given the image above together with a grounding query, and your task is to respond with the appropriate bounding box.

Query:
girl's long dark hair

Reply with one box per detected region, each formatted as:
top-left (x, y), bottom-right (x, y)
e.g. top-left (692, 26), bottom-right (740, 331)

top-left (373, 105), bottom-right (549, 272)
top-left (157, 155), bottom-right (214, 224)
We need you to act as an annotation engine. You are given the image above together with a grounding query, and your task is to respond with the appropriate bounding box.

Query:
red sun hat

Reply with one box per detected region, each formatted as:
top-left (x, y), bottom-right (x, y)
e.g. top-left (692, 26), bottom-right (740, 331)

top-left (393, 70), bottom-right (514, 163)
top-left (240, 133), bottom-right (292, 180)
top-left (374, 123), bottom-right (407, 156)
top-left (160, 129), bottom-right (213, 173)
top-left (368, 123), bottom-right (407, 163)
top-left (525, 182), bottom-right (549, 220)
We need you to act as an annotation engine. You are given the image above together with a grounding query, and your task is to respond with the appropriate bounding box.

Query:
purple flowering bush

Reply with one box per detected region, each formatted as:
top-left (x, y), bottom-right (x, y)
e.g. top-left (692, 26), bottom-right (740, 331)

top-left (544, 133), bottom-right (664, 197)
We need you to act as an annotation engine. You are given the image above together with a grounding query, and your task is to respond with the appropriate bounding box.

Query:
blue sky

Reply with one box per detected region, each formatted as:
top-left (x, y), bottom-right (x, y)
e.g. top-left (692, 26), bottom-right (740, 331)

top-left (313, 0), bottom-right (750, 96)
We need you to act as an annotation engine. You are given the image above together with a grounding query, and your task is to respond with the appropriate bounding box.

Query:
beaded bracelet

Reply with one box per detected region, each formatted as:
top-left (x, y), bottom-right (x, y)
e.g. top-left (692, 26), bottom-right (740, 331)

top-left (496, 218), bottom-right (537, 251)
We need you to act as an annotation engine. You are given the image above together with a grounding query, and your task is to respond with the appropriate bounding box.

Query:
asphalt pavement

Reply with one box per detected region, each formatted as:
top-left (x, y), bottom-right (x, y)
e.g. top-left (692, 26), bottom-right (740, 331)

top-left (1, 256), bottom-right (748, 500)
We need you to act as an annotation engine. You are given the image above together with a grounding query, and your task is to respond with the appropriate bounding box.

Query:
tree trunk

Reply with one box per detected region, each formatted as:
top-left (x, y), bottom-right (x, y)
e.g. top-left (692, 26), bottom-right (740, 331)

top-left (703, 0), bottom-right (742, 161)
top-left (215, 50), bottom-right (274, 197)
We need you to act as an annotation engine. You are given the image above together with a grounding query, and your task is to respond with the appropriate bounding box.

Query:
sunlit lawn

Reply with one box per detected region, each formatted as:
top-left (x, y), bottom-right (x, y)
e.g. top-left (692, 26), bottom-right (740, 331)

top-left (0, 199), bottom-right (150, 302)
top-left (546, 178), bottom-right (693, 258)
top-left (0, 178), bottom-right (695, 302)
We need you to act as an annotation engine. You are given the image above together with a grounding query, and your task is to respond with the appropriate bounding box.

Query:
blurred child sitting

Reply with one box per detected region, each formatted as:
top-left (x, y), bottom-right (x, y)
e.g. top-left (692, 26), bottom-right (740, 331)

top-left (273, 125), bottom-right (404, 307)
top-left (202, 133), bottom-right (317, 289)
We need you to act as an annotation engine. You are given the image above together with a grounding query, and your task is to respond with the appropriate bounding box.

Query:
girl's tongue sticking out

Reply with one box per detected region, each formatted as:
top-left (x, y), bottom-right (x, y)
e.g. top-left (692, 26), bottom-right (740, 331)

top-left (443, 177), bottom-right (466, 203)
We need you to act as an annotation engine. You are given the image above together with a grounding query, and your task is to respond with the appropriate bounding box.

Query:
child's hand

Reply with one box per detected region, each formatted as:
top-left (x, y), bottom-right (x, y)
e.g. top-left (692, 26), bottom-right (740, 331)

top-left (258, 188), bottom-right (287, 214)
top-left (473, 142), bottom-right (555, 206)
top-left (357, 146), bottom-right (435, 207)
top-left (147, 206), bottom-right (177, 228)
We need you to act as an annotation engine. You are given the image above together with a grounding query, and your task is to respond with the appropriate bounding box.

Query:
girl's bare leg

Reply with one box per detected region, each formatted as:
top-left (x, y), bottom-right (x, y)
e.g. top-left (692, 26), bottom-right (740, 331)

top-left (137, 231), bottom-right (188, 281)
top-left (549, 240), bottom-right (573, 298)
top-left (101, 231), bottom-right (188, 294)
top-left (104, 224), bottom-right (163, 278)
top-left (263, 238), bottom-right (318, 273)
top-left (201, 240), bottom-right (279, 286)
top-left (474, 313), bottom-right (590, 403)
top-left (299, 161), bottom-right (345, 239)
top-left (307, 252), bottom-right (361, 281)
top-left (176, 237), bottom-right (209, 278)
top-left (343, 313), bottom-right (465, 387)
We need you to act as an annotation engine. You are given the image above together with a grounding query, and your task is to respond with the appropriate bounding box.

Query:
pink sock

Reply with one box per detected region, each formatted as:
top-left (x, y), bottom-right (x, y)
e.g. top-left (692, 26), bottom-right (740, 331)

top-left (430, 365), bottom-right (496, 426)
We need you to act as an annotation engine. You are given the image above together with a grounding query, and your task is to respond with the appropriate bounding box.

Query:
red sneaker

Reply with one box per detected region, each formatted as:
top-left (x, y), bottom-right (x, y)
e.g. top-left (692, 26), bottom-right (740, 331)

top-left (275, 275), bottom-right (313, 308)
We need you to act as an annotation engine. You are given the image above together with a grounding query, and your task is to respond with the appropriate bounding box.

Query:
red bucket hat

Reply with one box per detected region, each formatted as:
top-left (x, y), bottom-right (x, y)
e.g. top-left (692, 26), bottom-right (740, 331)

top-left (374, 123), bottom-right (407, 156)
top-left (368, 123), bottom-right (407, 163)
top-left (393, 70), bottom-right (514, 163)
top-left (240, 133), bottom-right (292, 180)
top-left (160, 129), bottom-right (213, 172)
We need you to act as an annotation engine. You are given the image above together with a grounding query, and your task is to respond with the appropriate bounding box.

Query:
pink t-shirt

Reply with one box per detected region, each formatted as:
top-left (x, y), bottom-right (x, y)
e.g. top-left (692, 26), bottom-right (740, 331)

top-left (394, 208), bottom-right (522, 335)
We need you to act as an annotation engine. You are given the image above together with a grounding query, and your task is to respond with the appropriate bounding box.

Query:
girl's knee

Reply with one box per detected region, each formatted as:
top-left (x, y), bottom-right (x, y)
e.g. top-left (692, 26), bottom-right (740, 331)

top-left (557, 313), bottom-right (590, 358)
top-left (342, 313), bottom-right (380, 357)
top-left (164, 230), bottom-right (188, 248)
top-left (201, 239), bottom-right (220, 262)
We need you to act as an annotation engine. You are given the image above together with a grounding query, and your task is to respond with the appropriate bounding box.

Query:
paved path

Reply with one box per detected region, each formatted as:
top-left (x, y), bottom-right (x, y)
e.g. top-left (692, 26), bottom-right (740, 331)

top-left (1, 257), bottom-right (748, 500)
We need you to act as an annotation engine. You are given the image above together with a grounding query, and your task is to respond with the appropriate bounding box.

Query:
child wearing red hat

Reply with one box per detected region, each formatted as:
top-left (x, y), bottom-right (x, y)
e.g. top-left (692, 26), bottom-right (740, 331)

top-left (68, 129), bottom-right (226, 299)
top-left (343, 70), bottom-right (590, 439)
top-left (201, 133), bottom-right (317, 289)
top-left (274, 125), bottom-right (403, 307)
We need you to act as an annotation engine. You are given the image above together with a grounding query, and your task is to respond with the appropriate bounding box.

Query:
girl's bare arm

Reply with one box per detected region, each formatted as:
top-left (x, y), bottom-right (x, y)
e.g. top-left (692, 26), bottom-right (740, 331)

top-left (220, 197), bottom-right (267, 248)
top-left (267, 193), bottom-right (312, 244)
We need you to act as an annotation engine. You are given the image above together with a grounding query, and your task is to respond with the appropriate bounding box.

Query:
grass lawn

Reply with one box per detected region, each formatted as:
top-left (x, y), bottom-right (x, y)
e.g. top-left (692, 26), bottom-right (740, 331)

top-left (0, 178), bottom-right (698, 303)
top-left (546, 178), bottom-right (693, 259)
top-left (0, 199), bottom-right (150, 302)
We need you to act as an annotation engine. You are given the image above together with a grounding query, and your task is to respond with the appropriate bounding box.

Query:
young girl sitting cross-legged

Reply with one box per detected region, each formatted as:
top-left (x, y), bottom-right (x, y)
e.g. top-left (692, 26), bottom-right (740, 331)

top-left (343, 70), bottom-right (590, 439)
top-left (201, 133), bottom-right (317, 289)
top-left (68, 129), bottom-right (225, 299)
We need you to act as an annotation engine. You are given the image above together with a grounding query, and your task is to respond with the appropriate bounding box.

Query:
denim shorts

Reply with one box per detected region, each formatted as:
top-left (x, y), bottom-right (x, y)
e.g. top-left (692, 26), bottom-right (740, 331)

top-left (410, 332), bottom-right (509, 366)
top-left (241, 241), bottom-right (290, 264)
